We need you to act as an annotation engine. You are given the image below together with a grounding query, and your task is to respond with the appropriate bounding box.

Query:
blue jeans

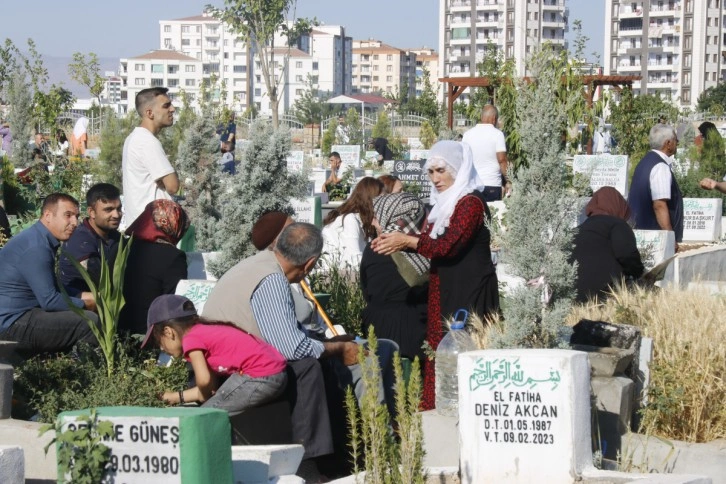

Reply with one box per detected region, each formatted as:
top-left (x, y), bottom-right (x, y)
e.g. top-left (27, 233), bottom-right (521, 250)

top-left (203, 371), bottom-right (288, 417)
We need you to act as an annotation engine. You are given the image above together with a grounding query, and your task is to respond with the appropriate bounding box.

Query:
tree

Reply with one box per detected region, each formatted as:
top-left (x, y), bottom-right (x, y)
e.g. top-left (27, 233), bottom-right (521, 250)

top-left (176, 106), bottom-right (222, 251)
top-left (209, 1), bottom-right (314, 128)
top-left (34, 85), bottom-right (75, 129)
top-left (159, 90), bottom-right (198, 163)
top-left (7, 68), bottom-right (34, 169)
top-left (411, 67), bottom-right (441, 131)
top-left (97, 111), bottom-right (138, 188)
top-left (371, 111), bottom-right (391, 140)
top-left (321, 118), bottom-right (337, 156)
top-left (419, 121), bottom-right (436, 149)
top-left (208, 119), bottom-right (308, 276)
top-left (291, 75), bottom-right (335, 126)
top-left (344, 107), bottom-right (362, 146)
top-left (491, 49), bottom-right (579, 349)
top-left (609, 89), bottom-right (679, 176)
top-left (68, 52), bottom-right (105, 107)
top-left (697, 82), bottom-right (726, 113)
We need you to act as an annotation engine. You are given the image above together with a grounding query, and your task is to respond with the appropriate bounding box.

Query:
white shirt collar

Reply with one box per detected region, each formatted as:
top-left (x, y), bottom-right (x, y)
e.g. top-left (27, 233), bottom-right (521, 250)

top-left (652, 149), bottom-right (674, 166)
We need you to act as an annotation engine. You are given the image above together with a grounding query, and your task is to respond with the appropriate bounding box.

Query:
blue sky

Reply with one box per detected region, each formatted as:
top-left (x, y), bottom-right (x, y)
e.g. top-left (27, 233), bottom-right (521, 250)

top-left (4, 1), bottom-right (603, 59)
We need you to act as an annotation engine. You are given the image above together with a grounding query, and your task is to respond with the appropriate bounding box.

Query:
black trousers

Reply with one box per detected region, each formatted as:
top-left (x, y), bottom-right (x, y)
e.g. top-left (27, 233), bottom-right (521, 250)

top-left (0, 308), bottom-right (99, 357)
top-left (285, 357), bottom-right (335, 459)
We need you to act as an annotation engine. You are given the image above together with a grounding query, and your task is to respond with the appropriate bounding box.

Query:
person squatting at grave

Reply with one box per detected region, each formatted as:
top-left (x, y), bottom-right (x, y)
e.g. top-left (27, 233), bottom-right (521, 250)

top-left (219, 140), bottom-right (236, 175)
top-left (59, 183), bottom-right (123, 294)
top-left (122, 87), bottom-right (180, 225)
top-left (627, 123), bottom-right (684, 248)
top-left (373, 140), bottom-right (500, 410)
top-left (321, 177), bottom-right (383, 271)
top-left (571, 187), bottom-right (644, 303)
top-left (0, 193), bottom-right (99, 356)
top-left (142, 295), bottom-right (288, 416)
top-left (462, 104), bottom-right (510, 202)
top-left (361, 193), bottom-right (429, 364)
top-left (216, 112), bottom-right (236, 153)
top-left (119, 199), bottom-right (189, 335)
top-left (321, 151), bottom-right (344, 194)
top-left (370, 137), bottom-right (394, 166)
top-left (378, 174), bottom-right (403, 194)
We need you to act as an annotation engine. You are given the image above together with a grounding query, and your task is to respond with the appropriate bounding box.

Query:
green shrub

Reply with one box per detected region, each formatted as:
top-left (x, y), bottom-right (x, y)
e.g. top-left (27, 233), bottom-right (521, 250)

top-left (14, 338), bottom-right (189, 423)
top-left (309, 258), bottom-right (365, 336)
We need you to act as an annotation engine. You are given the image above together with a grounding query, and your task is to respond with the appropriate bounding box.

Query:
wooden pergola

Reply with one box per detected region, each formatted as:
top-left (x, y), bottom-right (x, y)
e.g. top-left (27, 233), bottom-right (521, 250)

top-left (440, 75), bottom-right (641, 153)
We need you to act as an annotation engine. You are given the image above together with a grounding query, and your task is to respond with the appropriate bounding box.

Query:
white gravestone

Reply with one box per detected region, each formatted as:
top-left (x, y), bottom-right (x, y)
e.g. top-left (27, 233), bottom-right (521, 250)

top-left (682, 198), bottom-right (722, 243)
top-left (572, 154), bottom-right (629, 197)
top-left (633, 230), bottom-right (675, 272)
top-left (310, 169), bottom-right (327, 194)
top-left (458, 349), bottom-right (592, 484)
top-left (408, 137), bottom-right (423, 149)
top-left (292, 197), bottom-right (322, 227)
top-left (286, 150), bottom-right (304, 173)
top-left (175, 279), bottom-right (217, 315)
top-left (408, 149), bottom-right (430, 161)
top-left (331, 144), bottom-right (361, 169)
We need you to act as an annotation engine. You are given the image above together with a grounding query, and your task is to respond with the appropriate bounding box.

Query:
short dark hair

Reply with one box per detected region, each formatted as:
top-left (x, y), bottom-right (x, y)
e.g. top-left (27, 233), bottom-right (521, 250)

top-left (329, 151), bottom-right (340, 159)
top-left (135, 87), bottom-right (169, 117)
top-left (275, 222), bottom-right (323, 266)
top-left (41, 193), bottom-right (79, 215)
top-left (86, 183), bottom-right (121, 207)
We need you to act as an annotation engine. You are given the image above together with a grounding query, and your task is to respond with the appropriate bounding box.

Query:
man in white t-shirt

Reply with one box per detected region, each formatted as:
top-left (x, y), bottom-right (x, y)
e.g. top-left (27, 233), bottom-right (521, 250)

top-left (462, 104), bottom-right (510, 202)
top-left (122, 87), bottom-right (180, 224)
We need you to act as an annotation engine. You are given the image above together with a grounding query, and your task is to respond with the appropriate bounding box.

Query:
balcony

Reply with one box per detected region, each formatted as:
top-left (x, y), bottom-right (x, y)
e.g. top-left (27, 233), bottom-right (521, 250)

top-left (449, 0), bottom-right (471, 12)
top-left (619, 28), bottom-right (644, 37)
top-left (619, 6), bottom-right (645, 18)
top-left (450, 17), bottom-right (472, 27)
top-left (476, 0), bottom-right (500, 9)
top-left (542, 19), bottom-right (566, 28)
top-left (542, 0), bottom-right (565, 8)
top-left (618, 63), bottom-right (642, 72)
top-left (646, 62), bottom-right (677, 71)
top-left (649, 4), bottom-right (680, 17)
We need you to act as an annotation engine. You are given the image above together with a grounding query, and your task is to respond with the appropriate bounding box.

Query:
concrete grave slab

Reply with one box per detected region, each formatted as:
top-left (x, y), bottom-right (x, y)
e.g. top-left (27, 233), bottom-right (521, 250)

top-left (231, 444), bottom-right (303, 483)
top-left (0, 445), bottom-right (23, 484)
top-left (662, 245), bottom-right (726, 293)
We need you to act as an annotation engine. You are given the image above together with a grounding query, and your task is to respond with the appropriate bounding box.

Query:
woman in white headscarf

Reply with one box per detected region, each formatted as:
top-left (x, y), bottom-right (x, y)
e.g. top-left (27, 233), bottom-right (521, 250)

top-left (70, 116), bottom-right (89, 156)
top-left (372, 140), bottom-right (499, 410)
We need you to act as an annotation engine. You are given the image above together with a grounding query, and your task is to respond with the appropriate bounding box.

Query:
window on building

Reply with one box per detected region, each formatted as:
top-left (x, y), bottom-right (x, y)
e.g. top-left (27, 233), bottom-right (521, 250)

top-left (387, 54), bottom-right (393, 61)
top-left (386, 75), bottom-right (393, 82)
top-left (134, 64), bottom-right (145, 71)
top-left (207, 26), bottom-right (218, 34)
top-left (181, 25), bottom-right (190, 33)
top-left (387, 65), bottom-right (392, 72)
top-left (373, 65), bottom-right (379, 71)
top-left (196, 26), bottom-right (201, 32)
top-left (296, 75), bottom-right (303, 81)
top-left (373, 54), bottom-right (379, 60)
top-left (182, 39), bottom-right (190, 46)
top-left (185, 79), bottom-right (196, 87)
top-left (313, 62), bottom-right (319, 70)
top-left (164, 25), bottom-right (171, 32)
top-left (233, 65), bottom-right (246, 73)
top-left (151, 79), bottom-right (164, 87)
top-left (168, 65), bottom-right (178, 74)
top-left (185, 65), bottom-right (196, 72)
top-left (168, 79), bottom-right (179, 87)
top-left (151, 64), bottom-right (163, 73)
top-left (296, 61), bottom-right (303, 68)
top-left (254, 88), bottom-right (261, 96)
top-left (135, 78), bottom-right (146, 85)
top-left (164, 38), bottom-right (172, 48)
top-left (373, 76), bottom-right (379, 81)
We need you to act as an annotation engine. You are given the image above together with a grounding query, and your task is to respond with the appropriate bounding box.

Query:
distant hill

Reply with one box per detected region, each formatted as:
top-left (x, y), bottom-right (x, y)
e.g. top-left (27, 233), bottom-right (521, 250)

top-left (43, 56), bottom-right (119, 98)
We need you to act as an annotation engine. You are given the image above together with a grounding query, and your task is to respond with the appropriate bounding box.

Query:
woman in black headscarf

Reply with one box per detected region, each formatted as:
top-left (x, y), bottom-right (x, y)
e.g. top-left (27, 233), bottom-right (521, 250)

top-left (361, 193), bottom-right (429, 362)
top-left (572, 186), bottom-right (644, 303)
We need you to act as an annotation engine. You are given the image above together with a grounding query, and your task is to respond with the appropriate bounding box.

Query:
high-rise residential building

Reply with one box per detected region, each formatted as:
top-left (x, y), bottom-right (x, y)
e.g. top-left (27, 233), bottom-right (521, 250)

top-left (351, 39), bottom-right (417, 99)
top-left (438, 0), bottom-right (568, 90)
top-left (119, 11), bottom-right (351, 115)
top-left (604, 0), bottom-right (724, 109)
top-left (408, 47), bottom-right (441, 97)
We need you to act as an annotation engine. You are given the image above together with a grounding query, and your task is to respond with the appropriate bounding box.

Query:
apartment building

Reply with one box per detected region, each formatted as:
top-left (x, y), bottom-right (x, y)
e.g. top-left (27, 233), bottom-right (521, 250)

top-left (351, 39), bottom-right (417, 99)
top-left (409, 47), bottom-right (441, 96)
top-left (604, 0), bottom-right (725, 109)
top-left (119, 11), bottom-right (351, 115)
top-left (119, 50), bottom-right (204, 114)
top-left (438, 0), bottom-right (568, 87)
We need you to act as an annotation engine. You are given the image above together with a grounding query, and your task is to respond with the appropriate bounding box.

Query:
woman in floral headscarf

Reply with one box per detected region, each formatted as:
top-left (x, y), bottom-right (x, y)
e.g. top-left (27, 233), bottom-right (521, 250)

top-left (119, 199), bottom-right (190, 334)
top-left (361, 192), bottom-right (430, 363)
top-left (373, 140), bottom-right (499, 410)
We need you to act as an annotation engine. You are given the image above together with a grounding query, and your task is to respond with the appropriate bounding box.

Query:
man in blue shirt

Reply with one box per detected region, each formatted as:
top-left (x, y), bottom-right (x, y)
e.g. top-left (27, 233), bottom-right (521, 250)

top-left (59, 183), bottom-right (122, 293)
top-left (0, 193), bottom-right (99, 356)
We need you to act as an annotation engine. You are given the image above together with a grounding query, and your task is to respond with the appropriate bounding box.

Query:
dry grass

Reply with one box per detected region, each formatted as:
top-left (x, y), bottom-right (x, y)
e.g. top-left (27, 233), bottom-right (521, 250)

top-left (566, 285), bottom-right (726, 443)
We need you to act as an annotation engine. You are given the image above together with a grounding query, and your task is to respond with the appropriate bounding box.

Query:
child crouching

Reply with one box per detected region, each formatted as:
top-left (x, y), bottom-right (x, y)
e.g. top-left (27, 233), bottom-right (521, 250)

top-left (142, 295), bottom-right (288, 416)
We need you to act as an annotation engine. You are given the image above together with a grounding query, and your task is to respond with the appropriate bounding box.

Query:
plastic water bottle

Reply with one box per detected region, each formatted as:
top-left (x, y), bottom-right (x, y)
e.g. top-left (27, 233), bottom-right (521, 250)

top-left (435, 309), bottom-right (476, 417)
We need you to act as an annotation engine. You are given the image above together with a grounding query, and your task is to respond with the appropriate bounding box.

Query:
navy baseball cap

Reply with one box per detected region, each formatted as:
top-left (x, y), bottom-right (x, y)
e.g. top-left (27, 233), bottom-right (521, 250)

top-left (141, 295), bottom-right (197, 348)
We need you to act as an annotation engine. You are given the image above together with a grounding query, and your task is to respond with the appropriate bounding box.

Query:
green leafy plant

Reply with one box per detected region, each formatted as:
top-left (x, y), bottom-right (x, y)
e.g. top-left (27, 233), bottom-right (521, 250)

top-left (41, 409), bottom-right (113, 484)
top-left (346, 328), bottom-right (425, 482)
top-left (57, 236), bottom-right (133, 377)
top-left (15, 339), bottom-right (189, 422)
top-left (309, 256), bottom-right (365, 336)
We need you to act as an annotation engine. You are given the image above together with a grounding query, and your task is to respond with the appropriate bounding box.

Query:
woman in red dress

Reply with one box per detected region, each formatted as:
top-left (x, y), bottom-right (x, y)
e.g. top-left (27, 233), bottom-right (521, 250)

top-left (373, 140), bottom-right (499, 410)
